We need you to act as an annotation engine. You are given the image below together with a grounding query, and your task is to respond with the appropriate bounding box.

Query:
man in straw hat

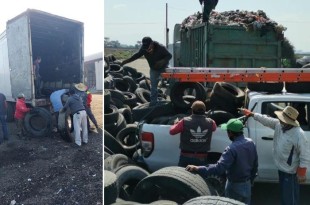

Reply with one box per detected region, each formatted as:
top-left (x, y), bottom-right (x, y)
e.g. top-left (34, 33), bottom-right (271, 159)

top-left (170, 100), bottom-right (217, 167)
top-left (240, 106), bottom-right (310, 205)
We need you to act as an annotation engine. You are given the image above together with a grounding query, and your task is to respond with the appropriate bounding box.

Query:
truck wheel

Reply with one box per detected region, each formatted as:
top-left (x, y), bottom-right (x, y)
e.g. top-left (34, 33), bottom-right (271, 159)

top-left (24, 107), bottom-right (52, 137)
top-left (115, 165), bottom-right (150, 201)
top-left (104, 130), bottom-right (127, 156)
top-left (6, 102), bottom-right (16, 122)
top-left (183, 196), bottom-right (245, 205)
top-left (132, 166), bottom-right (217, 204)
top-left (104, 153), bottom-right (135, 172)
top-left (58, 111), bottom-right (74, 142)
top-left (104, 170), bottom-right (118, 205)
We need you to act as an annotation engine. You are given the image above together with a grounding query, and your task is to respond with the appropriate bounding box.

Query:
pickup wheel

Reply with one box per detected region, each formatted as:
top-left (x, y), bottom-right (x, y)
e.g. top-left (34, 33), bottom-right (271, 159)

top-left (104, 170), bottom-right (118, 205)
top-left (58, 111), bottom-right (74, 142)
top-left (115, 165), bottom-right (150, 201)
top-left (132, 166), bottom-right (217, 204)
top-left (183, 196), bottom-right (245, 205)
top-left (24, 107), bottom-right (53, 137)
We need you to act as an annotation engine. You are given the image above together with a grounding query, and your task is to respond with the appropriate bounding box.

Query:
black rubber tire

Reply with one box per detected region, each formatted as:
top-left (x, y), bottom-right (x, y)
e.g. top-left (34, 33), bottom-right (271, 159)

top-left (247, 82), bottom-right (283, 93)
top-left (104, 151), bottom-right (111, 159)
top-left (116, 124), bottom-right (140, 156)
top-left (150, 200), bottom-right (178, 205)
top-left (285, 82), bottom-right (310, 93)
top-left (132, 101), bottom-right (175, 122)
top-left (111, 97), bottom-right (125, 109)
top-left (115, 165), bottom-right (150, 201)
top-left (104, 104), bottom-right (119, 124)
top-left (114, 78), bottom-right (130, 92)
top-left (132, 166), bottom-right (217, 204)
top-left (118, 107), bottom-right (133, 124)
top-left (104, 113), bottom-right (127, 137)
top-left (170, 82), bottom-right (207, 110)
top-left (109, 89), bottom-right (126, 102)
top-left (183, 196), bottom-right (246, 205)
top-left (133, 72), bottom-right (146, 83)
top-left (207, 110), bottom-right (235, 126)
top-left (104, 89), bottom-right (111, 110)
top-left (104, 170), bottom-right (118, 205)
top-left (6, 102), bottom-right (15, 122)
top-left (122, 92), bottom-right (138, 108)
top-left (104, 153), bottom-right (135, 172)
top-left (123, 65), bottom-right (138, 77)
top-left (211, 82), bottom-right (245, 106)
top-left (58, 111), bottom-right (74, 142)
top-left (110, 63), bottom-right (124, 74)
top-left (209, 94), bottom-right (239, 116)
top-left (135, 88), bottom-right (151, 104)
top-left (24, 107), bottom-right (53, 137)
top-left (139, 79), bottom-right (151, 91)
top-left (123, 76), bottom-right (138, 93)
top-left (104, 130), bottom-right (127, 156)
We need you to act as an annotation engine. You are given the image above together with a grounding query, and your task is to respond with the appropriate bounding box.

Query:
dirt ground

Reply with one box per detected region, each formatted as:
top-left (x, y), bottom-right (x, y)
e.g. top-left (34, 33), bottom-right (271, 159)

top-left (0, 94), bottom-right (103, 205)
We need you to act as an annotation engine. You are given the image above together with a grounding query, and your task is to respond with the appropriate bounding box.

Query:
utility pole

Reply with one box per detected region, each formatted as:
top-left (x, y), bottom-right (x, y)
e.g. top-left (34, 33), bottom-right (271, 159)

top-left (165, 3), bottom-right (169, 48)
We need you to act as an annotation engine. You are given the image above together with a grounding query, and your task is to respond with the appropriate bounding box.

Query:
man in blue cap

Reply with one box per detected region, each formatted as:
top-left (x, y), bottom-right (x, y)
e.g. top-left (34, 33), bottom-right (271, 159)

top-left (186, 118), bottom-right (258, 205)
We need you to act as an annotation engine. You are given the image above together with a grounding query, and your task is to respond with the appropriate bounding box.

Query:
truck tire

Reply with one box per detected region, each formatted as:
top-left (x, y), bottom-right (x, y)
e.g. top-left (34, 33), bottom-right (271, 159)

top-left (207, 110), bottom-right (235, 126)
top-left (139, 79), bottom-right (151, 91)
top-left (104, 89), bottom-right (111, 110)
top-left (183, 196), bottom-right (246, 205)
top-left (115, 165), bottom-right (150, 201)
top-left (104, 153), bottom-right (135, 172)
top-left (114, 78), bottom-right (130, 92)
top-left (135, 88), bottom-right (151, 103)
top-left (132, 166), bottom-right (217, 204)
top-left (104, 104), bottom-right (119, 123)
top-left (104, 130), bottom-right (127, 156)
top-left (170, 82), bottom-right (207, 110)
top-left (116, 124), bottom-right (140, 156)
top-left (211, 82), bottom-right (245, 106)
top-left (122, 92), bottom-right (137, 108)
top-left (6, 102), bottom-right (16, 122)
top-left (132, 101), bottom-right (175, 122)
top-left (150, 200), bottom-right (178, 205)
top-left (247, 82), bottom-right (283, 93)
top-left (105, 113), bottom-right (127, 137)
top-left (123, 65), bottom-right (138, 77)
top-left (285, 82), bottom-right (310, 93)
top-left (118, 107), bottom-right (133, 124)
top-left (123, 76), bottom-right (138, 93)
top-left (209, 94), bottom-right (239, 116)
top-left (24, 107), bottom-right (53, 137)
top-left (104, 170), bottom-right (118, 205)
top-left (58, 111), bottom-right (74, 142)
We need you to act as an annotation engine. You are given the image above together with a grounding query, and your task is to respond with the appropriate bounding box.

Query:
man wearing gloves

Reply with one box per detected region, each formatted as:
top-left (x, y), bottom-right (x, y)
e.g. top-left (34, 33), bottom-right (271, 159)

top-left (240, 106), bottom-right (310, 205)
top-left (186, 118), bottom-right (258, 204)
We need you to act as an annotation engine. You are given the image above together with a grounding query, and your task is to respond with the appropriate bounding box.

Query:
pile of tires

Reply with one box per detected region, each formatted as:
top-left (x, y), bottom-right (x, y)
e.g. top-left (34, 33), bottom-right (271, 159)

top-left (24, 107), bottom-right (53, 137)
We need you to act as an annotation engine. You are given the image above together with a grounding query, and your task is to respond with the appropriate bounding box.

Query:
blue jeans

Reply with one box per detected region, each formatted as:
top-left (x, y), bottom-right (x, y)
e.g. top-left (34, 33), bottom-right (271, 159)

top-left (225, 180), bottom-right (251, 205)
top-left (278, 170), bottom-right (299, 205)
top-left (0, 115), bottom-right (9, 141)
top-left (149, 69), bottom-right (163, 105)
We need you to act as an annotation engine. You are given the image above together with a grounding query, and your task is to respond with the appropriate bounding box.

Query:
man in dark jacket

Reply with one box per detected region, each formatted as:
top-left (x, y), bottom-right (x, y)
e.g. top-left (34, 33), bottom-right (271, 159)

top-left (170, 100), bottom-right (217, 167)
top-left (199, 0), bottom-right (219, 22)
top-left (121, 37), bottom-right (172, 106)
top-left (186, 118), bottom-right (258, 205)
top-left (60, 88), bottom-right (87, 147)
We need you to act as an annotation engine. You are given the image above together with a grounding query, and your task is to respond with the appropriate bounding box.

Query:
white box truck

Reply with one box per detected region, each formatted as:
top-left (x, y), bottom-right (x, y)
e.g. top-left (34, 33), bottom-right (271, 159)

top-left (0, 9), bottom-right (84, 121)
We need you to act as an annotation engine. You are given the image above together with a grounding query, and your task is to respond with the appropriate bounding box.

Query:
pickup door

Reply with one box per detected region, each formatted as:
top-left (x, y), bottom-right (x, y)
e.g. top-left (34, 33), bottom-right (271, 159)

top-left (140, 124), bottom-right (232, 172)
top-left (251, 100), bottom-right (310, 183)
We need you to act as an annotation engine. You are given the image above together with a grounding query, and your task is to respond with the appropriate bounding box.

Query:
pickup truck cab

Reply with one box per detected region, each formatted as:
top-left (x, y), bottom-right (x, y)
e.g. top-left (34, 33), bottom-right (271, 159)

top-left (138, 91), bottom-right (310, 184)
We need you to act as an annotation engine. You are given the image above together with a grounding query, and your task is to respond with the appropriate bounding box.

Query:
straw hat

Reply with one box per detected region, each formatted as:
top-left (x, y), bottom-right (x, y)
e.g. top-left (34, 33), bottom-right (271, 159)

top-left (74, 83), bottom-right (87, 92)
top-left (274, 106), bottom-right (300, 127)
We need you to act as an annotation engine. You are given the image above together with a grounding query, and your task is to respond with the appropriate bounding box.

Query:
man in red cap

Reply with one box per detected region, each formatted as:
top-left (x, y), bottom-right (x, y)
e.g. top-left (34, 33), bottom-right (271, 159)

top-left (121, 36), bottom-right (172, 106)
top-left (240, 106), bottom-right (310, 205)
top-left (169, 100), bottom-right (217, 167)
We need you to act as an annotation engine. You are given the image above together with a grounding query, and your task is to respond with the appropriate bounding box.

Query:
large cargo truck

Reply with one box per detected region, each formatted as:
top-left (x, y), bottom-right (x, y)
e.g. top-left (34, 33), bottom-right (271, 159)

top-left (0, 9), bottom-right (84, 120)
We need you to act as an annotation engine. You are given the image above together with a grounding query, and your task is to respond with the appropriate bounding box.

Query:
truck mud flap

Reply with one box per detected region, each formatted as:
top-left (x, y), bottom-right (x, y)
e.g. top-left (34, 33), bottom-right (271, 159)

top-left (115, 165), bottom-right (150, 201)
top-left (57, 111), bottom-right (74, 142)
top-left (24, 107), bottom-right (52, 137)
top-left (183, 196), bottom-right (245, 205)
top-left (132, 166), bottom-right (217, 204)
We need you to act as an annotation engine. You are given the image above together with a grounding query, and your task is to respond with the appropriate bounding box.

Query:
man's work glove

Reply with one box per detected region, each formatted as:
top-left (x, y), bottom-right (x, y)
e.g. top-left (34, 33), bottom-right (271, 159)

top-left (297, 167), bottom-right (307, 183)
top-left (239, 108), bottom-right (254, 117)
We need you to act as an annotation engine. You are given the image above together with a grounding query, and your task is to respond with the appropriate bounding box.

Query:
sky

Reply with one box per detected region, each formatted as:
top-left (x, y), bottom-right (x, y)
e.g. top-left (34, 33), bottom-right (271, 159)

top-left (105, 0), bottom-right (310, 52)
top-left (0, 0), bottom-right (103, 56)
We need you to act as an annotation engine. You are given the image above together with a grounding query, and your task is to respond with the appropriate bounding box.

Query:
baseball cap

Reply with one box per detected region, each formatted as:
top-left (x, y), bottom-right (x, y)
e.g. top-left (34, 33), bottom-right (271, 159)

top-left (221, 118), bottom-right (244, 132)
top-left (142, 36), bottom-right (153, 49)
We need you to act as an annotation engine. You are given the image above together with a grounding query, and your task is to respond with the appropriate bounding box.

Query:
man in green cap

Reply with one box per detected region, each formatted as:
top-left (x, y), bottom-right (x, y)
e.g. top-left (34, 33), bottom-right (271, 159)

top-left (186, 118), bottom-right (258, 205)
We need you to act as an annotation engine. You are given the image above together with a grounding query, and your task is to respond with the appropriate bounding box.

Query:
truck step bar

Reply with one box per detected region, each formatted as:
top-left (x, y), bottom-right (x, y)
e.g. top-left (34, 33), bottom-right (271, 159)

top-left (162, 67), bottom-right (310, 83)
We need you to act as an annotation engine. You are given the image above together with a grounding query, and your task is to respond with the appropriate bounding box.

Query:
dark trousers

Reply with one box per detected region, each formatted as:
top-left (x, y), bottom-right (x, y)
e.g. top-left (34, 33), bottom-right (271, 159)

top-left (85, 106), bottom-right (98, 129)
top-left (278, 170), bottom-right (299, 205)
top-left (15, 118), bottom-right (27, 137)
top-left (0, 115), bottom-right (9, 141)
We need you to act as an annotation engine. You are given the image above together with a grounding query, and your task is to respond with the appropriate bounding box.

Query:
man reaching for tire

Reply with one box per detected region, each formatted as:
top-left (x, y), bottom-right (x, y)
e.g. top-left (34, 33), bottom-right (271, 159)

top-left (186, 118), bottom-right (258, 205)
top-left (170, 101), bottom-right (217, 167)
top-left (121, 36), bottom-right (172, 106)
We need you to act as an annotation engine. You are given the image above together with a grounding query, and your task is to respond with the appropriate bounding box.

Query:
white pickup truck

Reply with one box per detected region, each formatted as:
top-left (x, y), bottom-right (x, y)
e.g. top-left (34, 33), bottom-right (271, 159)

top-left (137, 91), bottom-right (310, 184)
